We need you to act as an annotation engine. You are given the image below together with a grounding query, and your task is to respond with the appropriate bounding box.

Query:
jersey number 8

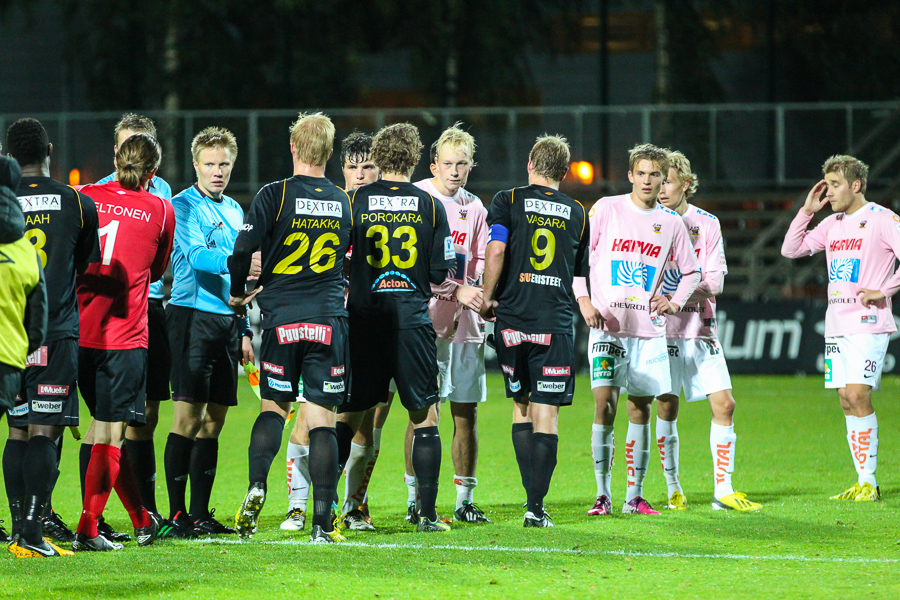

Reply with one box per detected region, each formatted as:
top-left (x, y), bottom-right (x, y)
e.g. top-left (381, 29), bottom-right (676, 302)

top-left (273, 231), bottom-right (340, 274)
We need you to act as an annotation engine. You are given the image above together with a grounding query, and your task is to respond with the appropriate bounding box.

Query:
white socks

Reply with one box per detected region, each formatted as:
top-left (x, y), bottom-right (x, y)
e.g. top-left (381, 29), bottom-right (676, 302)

top-left (286, 442), bottom-right (310, 511)
top-left (404, 473), bottom-right (417, 505)
top-left (847, 413), bottom-right (878, 486)
top-left (590, 424), bottom-right (614, 499)
top-left (342, 442), bottom-right (377, 513)
top-left (710, 422), bottom-right (736, 499)
top-left (656, 418), bottom-right (682, 496)
top-left (454, 475), bottom-right (477, 509)
top-left (624, 423), bottom-right (650, 503)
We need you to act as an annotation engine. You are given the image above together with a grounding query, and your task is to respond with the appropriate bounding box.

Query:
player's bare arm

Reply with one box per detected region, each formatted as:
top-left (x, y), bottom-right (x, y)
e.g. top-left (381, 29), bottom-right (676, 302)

top-left (479, 240), bottom-right (505, 320)
top-left (577, 295), bottom-right (604, 329)
top-left (228, 286), bottom-right (262, 317)
top-left (454, 284), bottom-right (483, 311)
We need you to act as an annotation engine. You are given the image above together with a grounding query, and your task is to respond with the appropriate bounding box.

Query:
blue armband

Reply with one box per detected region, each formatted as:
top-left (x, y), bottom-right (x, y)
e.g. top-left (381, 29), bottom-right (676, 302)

top-left (488, 224), bottom-right (509, 244)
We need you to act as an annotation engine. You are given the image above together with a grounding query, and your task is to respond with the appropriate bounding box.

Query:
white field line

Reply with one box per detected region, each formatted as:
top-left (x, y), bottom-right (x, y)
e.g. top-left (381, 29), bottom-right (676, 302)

top-left (189, 537), bottom-right (898, 564)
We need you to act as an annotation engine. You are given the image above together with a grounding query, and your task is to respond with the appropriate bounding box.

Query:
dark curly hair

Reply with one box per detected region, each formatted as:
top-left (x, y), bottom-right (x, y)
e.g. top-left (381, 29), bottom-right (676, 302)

top-left (371, 123), bottom-right (422, 177)
top-left (6, 118), bottom-right (50, 168)
top-left (340, 131), bottom-right (374, 168)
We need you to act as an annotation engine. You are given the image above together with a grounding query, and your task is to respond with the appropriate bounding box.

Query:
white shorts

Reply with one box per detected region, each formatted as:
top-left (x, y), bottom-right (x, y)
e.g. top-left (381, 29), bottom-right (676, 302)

top-left (666, 338), bottom-right (732, 402)
top-left (588, 330), bottom-right (671, 397)
top-left (825, 334), bottom-right (889, 392)
top-left (436, 337), bottom-right (487, 403)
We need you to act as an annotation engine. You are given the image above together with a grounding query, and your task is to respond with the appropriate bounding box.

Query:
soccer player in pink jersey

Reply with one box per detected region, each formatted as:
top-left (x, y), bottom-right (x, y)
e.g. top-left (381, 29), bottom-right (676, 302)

top-left (573, 144), bottom-right (700, 516)
top-left (655, 150), bottom-right (760, 511)
top-left (781, 155), bottom-right (899, 502)
top-left (413, 124), bottom-right (488, 523)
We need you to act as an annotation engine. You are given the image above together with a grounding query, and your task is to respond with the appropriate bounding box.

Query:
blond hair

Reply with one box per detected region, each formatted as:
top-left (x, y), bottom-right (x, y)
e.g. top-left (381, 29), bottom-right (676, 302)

top-left (191, 126), bottom-right (238, 163)
top-left (629, 143), bottom-right (669, 173)
top-left (822, 154), bottom-right (869, 194)
top-left (434, 122), bottom-right (476, 164)
top-left (529, 134), bottom-right (570, 182)
top-left (114, 113), bottom-right (157, 144)
top-left (289, 112), bottom-right (334, 168)
top-left (116, 133), bottom-right (161, 191)
top-left (666, 150), bottom-right (699, 200)
top-left (371, 123), bottom-right (423, 176)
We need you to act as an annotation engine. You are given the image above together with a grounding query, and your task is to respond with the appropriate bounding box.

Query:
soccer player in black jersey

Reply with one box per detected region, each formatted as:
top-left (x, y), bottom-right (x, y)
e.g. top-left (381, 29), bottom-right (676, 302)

top-left (4, 119), bottom-right (100, 556)
top-left (341, 122), bottom-right (459, 532)
top-left (480, 135), bottom-right (590, 528)
top-left (230, 113), bottom-right (352, 544)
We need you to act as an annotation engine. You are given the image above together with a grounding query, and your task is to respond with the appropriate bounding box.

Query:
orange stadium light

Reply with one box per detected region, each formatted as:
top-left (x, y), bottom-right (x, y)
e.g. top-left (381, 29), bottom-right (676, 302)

top-left (571, 161), bottom-right (594, 185)
top-left (68, 168), bottom-right (81, 186)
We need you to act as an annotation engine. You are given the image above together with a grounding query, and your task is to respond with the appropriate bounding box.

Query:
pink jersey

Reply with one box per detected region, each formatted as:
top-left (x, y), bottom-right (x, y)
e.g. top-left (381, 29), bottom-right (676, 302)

top-left (664, 204), bottom-right (727, 340)
top-left (573, 194), bottom-right (700, 338)
top-left (782, 202), bottom-right (900, 337)
top-left (415, 178), bottom-right (487, 343)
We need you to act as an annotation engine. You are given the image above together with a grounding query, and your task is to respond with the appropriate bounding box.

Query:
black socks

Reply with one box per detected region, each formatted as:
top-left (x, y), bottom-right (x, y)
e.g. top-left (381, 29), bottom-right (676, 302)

top-left (308, 427), bottom-right (339, 531)
top-left (247, 411), bottom-right (285, 487)
top-left (412, 426), bottom-right (441, 522)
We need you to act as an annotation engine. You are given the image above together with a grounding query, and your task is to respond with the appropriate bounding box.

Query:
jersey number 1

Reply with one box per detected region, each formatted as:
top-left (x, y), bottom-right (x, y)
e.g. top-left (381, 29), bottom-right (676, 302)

top-left (98, 220), bottom-right (120, 266)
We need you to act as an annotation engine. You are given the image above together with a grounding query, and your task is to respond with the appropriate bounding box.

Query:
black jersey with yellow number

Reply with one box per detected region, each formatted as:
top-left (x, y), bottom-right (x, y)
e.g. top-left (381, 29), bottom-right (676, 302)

top-left (237, 175), bottom-right (351, 329)
top-left (488, 184), bottom-right (589, 334)
top-left (17, 176), bottom-right (100, 341)
top-left (348, 180), bottom-right (454, 329)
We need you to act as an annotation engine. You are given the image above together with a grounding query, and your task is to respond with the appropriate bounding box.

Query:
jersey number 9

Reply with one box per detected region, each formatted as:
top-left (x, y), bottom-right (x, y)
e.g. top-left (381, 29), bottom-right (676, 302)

top-left (530, 228), bottom-right (556, 271)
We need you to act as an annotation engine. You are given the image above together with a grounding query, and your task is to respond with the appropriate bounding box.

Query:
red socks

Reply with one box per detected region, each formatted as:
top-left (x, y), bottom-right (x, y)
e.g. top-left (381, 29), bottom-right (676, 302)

top-left (77, 444), bottom-right (121, 538)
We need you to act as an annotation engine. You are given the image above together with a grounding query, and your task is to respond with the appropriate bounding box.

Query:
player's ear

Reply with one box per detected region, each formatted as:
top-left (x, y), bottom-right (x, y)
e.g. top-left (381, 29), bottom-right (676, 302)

top-left (628, 170), bottom-right (635, 184)
top-left (47, 143), bottom-right (53, 158)
top-left (853, 179), bottom-right (861, 193)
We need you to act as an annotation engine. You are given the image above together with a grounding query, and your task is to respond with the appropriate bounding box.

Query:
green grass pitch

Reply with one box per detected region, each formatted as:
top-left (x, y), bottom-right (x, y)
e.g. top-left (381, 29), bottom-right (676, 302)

top-left (2, 374), bottom-right (899, 599)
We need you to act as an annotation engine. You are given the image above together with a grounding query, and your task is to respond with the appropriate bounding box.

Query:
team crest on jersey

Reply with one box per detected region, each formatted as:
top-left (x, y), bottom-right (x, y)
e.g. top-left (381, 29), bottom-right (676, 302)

top-left (859, 220), bottom-right (867, 229)
top-left (372, 271), bottom-right (417, 292)
top-left (19, 194), bottom-right (61, 212)
top-left (459, 210), bottom-right (468, 221)
top-left (369, 196), bottom-right (419, 212)
top-left (652, 223), bottom-right (662, 234)
top-left (828, 258), bottom-right (860, 283)
top-left (296, 199), bottom-right (343, 218)
top-left (689, 226), bottom-right (700, 236)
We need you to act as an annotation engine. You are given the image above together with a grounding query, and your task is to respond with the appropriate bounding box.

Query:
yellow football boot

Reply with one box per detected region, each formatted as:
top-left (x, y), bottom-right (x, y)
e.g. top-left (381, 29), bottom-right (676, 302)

top-left (711, 492), bottom-right (761, 511)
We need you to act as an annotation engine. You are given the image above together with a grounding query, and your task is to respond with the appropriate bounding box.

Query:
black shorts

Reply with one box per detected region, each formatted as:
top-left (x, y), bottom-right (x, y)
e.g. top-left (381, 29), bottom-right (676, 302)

top-left (494, 321), bottom-right (575, 406)
top-left (78, 347), bottom-right (147, 424)
top-left (0, 362), bottom-right (21, 413)
top-left (167, 304), bottom-right (240, 406)
top-left (147, 298), bottom-right (172, 402)
top-left (8, 339), bottom-right (80, 428)
top-left (343, 321), bottom-right (439, 414)
top-left (259, 317), bottom-right (349, 408)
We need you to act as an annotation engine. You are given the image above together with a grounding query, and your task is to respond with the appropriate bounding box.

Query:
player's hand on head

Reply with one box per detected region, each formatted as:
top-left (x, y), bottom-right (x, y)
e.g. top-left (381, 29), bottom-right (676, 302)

top-left (650, 294), bottom-right (678, 316)
top-left (229, 286), bottom-right (263, 317)
top-left (577, 296), bottom-right (603, 329)
top-left (455, 284), bottom-right (483, 312)
top-left (856, 288), bottom-right (886, 308)
top-left (802, 180), bottom-right (829, 216)
top-left (247, 251), bottom-right (262, 281)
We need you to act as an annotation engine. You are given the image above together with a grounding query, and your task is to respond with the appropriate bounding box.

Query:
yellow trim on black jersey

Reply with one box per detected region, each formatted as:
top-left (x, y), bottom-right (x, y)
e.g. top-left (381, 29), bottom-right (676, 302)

top-left (573, 198), bottom-right (587, 239)
top-left (511, 188), bottom-right (516, 204)
top-left (427, 193), bottom-right (436, 226)
top-left (276, 179), bottom-right (287, 221)
top-left (70, 186), bottom-right (85, 228)
top-left (342, 187), bottom-right (353, 227)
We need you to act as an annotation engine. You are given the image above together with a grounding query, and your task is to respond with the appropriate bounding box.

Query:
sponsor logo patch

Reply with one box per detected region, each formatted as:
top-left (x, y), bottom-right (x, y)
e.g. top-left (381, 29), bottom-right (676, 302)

top-left (611, 260), bottom-right (657, 291)
top-left (542, 366), bottom-right (571, 376)
top-left (444, 236), bottom-right (455, 260)
top-left (276, 323), bottom-right (333, 345)
top-left (240, 224), bottom-right (253, 231)
top-left (536, 380), bottom-right (565, 393)
top-left (861, 315), bottom-right (877, 324)
top-left (295, 198), bottom-right (343, 217)
top-left (592, 356), bottom-right (614, 380)
top-left (323, 380), bottom-right (345, 393)
top-left (524, 199), bottom-right (571, 220)
top-left (508, 380), bottom-right (521, 393)
top-left (38, 384), bottom-right (70, 396)
top-left (368, 196), bottom-right (419, 212)
top-left (372, 271), bottom-right (417, 293)
top-left (26, 346), bottom-right (48, 367)
top-left (501, 364), bottom-right (515, 377)
top-left (824, 358), bottom-right (833, 383)
top-left (500, 329), bottom-right (551, 347)
top-left (32, 400), bottom-right (63, 413)
top-left (331, 365), bottom-right (345, 377)
top-left (267, 377), bottom-right (292, 392)
top-left (8, 404), bottom-right (28, 417)
top-left (828, 258), bottom-right (860, 283)
top-left (262, 362), bottom-right (284, 375)
top-left (19, 194), bottom-right (62, 213)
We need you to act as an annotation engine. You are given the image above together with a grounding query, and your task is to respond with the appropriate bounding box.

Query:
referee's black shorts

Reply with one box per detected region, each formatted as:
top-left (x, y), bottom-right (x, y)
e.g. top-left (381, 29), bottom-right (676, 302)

top-left (147, 298), bottom-right (172, 402)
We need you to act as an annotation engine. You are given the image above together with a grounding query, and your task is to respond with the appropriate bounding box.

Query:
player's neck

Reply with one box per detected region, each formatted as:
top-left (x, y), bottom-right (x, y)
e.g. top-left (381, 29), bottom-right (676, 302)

top-left (196, 182), bottom-right (223, 201)
top-left (527, 174), bottom-right (559, 190)
top-left (382, 172), bottom-right (410, 183)
top-left (293, 162), bottom-right (325, 178)
top-left (430, 177), bottom-right (457, 198)
top-left (629, 192), bottom-right (657, 211)
top-left (20, 164), bottom-right (49, 178)
top-left (844, 195), bottom-right (867, 216)
top-left (672, 200), bottom-right (689, 216)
